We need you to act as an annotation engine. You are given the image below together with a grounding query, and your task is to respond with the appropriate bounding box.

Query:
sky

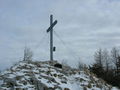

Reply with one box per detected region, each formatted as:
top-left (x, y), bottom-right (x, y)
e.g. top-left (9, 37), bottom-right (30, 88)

top-left (0, 0), bottom-right (120, 70)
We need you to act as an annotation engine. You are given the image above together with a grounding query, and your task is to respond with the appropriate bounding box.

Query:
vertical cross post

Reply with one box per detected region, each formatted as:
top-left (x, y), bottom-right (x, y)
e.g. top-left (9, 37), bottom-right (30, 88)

top-left (50, 15), bottom-right (53, 61)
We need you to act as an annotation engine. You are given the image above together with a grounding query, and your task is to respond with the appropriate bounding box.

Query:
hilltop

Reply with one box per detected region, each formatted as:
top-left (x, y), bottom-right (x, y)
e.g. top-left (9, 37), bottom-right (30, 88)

top-left (0, 60), bottom-right (118, 90)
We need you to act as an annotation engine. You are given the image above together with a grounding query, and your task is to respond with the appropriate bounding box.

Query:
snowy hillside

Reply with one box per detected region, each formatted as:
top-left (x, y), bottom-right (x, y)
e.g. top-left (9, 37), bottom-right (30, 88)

top-left (0, 60), bottom-right (119, 90)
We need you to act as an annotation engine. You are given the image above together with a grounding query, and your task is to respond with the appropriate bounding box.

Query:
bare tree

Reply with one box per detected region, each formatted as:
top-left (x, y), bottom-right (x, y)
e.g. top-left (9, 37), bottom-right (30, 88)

top-left (102, 49), bottom-right (110, 71)
top-left (94, 48), bottom-right (103, 67)
top-left (78, 61), bottom-right (84, 70)
top-left (111, 47), bottom-right (119, 69)
top-left (61, 59), bottom-right (68, 66)
top-left (23, 47), bottom-right (33, 61)
top-left (90, 47), bottom-right (120, 88)
top-left (116, 55), bottom-right (120, 75)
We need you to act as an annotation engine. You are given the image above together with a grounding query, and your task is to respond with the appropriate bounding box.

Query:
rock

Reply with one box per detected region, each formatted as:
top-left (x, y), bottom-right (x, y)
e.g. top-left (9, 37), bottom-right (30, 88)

top-left (42, 75), bottom-right (57, 83)
top-left (15, 88), bottom-right (25, 90)
top-left (3, 77), bottom-right (17, 87)
top-left (61, 80), bottom-right (67, 84)
top-left (54, 63), bottom-right (62, 69)
top-left (64, 88), bottom-right (70, 90)
top-left (53, 74), bottom-right (57, 77)
top-left (15, 76), bottom-right (23, 80)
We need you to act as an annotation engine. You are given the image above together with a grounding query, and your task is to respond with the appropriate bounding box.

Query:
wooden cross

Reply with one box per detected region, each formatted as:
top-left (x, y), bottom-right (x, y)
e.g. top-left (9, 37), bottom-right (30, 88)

top-left (46, 15), bottom-right (57, 61)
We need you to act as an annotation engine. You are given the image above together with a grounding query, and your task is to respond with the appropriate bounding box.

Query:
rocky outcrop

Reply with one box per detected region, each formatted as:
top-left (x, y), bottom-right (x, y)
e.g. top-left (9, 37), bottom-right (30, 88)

top-left (0, 60), bottom-right (118, 90)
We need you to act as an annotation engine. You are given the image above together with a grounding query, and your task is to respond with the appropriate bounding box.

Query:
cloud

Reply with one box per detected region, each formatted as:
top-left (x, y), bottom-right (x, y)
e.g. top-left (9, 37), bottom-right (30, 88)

top-left (0, 0), bottom-right (120, 70)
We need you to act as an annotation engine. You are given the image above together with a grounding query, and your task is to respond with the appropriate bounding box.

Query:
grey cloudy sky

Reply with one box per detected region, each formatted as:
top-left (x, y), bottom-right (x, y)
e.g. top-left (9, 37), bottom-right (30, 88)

top-left (0, 0), bottom-right (120, 70)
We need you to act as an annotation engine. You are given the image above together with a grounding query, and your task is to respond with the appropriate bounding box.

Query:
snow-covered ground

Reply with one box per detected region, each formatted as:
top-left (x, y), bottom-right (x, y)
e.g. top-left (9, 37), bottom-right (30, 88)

top-left (0, 60), bottom-right (119, 90)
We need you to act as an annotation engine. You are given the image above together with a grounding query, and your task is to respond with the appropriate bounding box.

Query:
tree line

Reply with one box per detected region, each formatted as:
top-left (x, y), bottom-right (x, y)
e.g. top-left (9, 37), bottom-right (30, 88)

top-left (90, 47), bottom-right (120, 88)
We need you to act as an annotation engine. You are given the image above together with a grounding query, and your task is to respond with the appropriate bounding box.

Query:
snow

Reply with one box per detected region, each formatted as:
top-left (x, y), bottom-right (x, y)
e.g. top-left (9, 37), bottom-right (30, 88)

top-left (0, 60), bottom-right (119, 90)
top-left (112, 87), bottom-right (119, 90)
top-left (0, 80), bottom-right (3, 85)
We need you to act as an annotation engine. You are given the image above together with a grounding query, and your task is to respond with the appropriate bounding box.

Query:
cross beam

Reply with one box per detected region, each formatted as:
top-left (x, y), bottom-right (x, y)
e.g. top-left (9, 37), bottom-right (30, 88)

top-left (46, 15), bottom-right (57, 61)
top-left (47, 20), bottom-right (57, 33)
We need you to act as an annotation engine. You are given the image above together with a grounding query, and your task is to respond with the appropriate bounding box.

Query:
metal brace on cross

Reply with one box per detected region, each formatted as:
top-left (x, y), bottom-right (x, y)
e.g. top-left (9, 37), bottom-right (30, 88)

top-left (46, 15), bottom-right (57, 61)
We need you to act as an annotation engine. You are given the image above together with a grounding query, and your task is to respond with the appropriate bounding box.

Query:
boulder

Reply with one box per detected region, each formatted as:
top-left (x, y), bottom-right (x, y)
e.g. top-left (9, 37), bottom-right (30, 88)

top-left (54, 63), bottom-right (62, 69)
